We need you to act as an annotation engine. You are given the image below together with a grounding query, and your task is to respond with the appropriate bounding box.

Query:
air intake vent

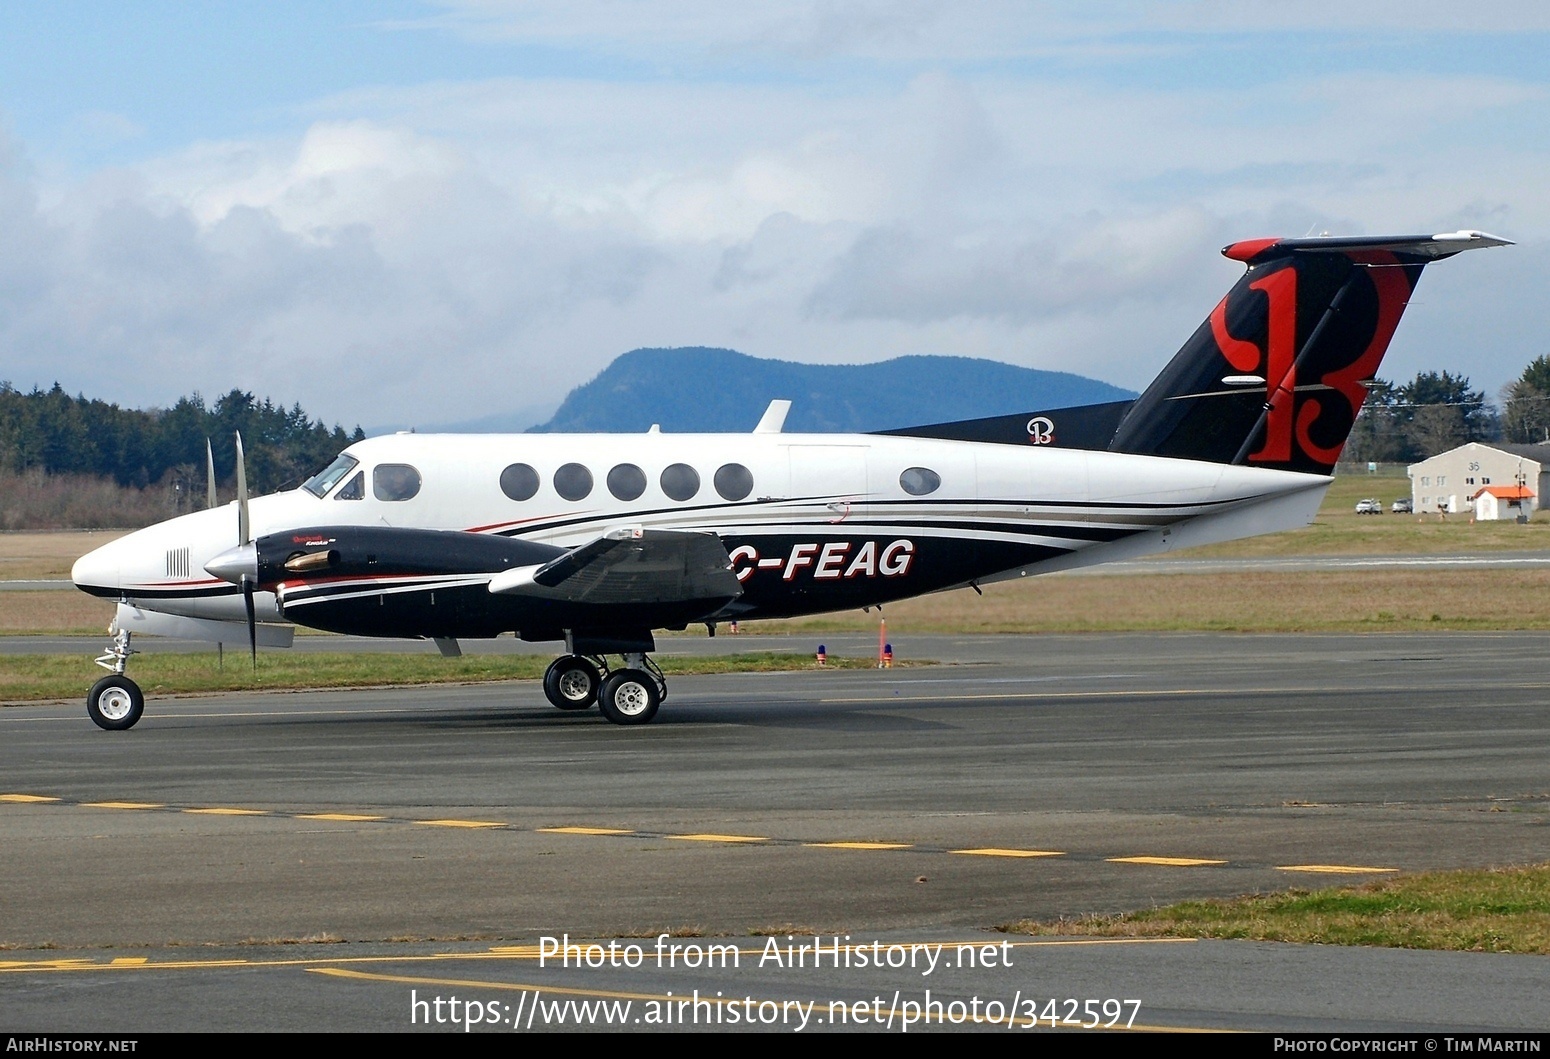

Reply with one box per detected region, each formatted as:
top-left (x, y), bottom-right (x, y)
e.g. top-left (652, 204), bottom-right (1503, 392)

top-left (165, 547), bottom-right (190, 579)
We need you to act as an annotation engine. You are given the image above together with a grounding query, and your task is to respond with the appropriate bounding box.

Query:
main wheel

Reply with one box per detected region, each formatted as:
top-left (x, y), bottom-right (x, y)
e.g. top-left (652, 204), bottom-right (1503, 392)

top-left (87, 675), bottom-right (144, 731)
top-left (597, 669), bottom-right (661, 726)
top-left (543, 655), bottom-right (600, 710)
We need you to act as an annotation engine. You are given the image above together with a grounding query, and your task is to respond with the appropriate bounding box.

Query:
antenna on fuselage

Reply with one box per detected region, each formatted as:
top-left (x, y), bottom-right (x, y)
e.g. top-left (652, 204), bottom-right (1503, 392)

top-left (753, 399), bottom-right (791, 434)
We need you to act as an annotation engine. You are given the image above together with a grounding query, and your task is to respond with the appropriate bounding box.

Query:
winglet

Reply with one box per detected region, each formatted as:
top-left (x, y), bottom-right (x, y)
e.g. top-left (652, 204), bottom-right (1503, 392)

top-left (753, 399), bottom-right (791, 434)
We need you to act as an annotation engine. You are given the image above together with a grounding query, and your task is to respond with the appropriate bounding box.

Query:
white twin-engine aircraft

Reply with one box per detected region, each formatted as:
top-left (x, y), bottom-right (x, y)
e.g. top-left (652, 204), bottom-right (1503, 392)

top-left (71, 231), bottom-right (1510, 730)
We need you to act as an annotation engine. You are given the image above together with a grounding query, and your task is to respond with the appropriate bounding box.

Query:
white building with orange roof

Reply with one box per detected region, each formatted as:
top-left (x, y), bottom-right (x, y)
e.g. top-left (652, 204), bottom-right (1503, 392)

top-left (1471, 484), bottom-right (1537, 521)
top-left (1408, 442), bottom-right (1549, 516)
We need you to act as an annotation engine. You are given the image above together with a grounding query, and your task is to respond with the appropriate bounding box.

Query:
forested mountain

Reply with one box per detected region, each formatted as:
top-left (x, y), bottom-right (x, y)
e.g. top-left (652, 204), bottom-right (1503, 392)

top-left (534, 348), bottom-right (1135, 434)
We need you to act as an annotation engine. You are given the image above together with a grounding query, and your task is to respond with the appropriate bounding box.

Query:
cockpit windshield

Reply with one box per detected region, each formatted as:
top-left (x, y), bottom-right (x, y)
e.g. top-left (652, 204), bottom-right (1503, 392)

top-left (301, 454), bottom-right (360, 498)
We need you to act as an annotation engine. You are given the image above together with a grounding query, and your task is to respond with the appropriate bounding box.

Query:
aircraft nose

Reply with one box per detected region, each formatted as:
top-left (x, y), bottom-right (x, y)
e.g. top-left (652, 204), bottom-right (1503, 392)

top-left (205, 543), bottom-right (258, 585)
top-left (71, 542), bottom-right (120, 596)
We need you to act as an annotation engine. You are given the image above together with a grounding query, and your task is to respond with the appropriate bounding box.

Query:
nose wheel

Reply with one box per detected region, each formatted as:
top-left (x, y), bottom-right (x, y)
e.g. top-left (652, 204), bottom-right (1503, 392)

top-left (88, 628), bottom-right (144, 730)
top-left (87, 675), bottom-right (145, 731)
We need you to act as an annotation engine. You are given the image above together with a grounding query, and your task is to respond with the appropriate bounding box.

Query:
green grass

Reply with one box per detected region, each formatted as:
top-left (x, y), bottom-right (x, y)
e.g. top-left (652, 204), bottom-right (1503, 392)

top-left (1004, 864), bottom-right (1550, 953)
top-left (0, 651), bottom-right (912, 704)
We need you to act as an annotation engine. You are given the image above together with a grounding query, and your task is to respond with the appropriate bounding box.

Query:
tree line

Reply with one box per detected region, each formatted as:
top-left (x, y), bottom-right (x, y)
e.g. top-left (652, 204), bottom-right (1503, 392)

top-left (1, 360), bottom-right (1545, 529)
top-left (0, 383), bottom-right (364, 502)
top-left (1340, 358), bottom-right (1550, 465)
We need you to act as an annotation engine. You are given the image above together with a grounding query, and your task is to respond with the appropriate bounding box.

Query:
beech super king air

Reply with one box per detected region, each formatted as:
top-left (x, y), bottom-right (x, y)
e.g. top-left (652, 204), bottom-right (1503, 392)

top-left (71, 231), bottom-right (1510, 730)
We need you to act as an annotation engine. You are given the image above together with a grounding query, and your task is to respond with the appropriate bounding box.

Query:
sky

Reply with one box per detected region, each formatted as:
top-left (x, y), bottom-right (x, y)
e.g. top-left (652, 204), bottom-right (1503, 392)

top-left (0, 1), bottom-right (1545, 430)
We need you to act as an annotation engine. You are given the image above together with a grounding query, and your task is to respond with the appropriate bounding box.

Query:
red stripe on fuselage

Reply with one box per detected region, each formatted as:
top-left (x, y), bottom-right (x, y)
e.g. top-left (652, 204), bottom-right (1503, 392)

top-left (126, 577), bottom-right (228, 589)
top-left (462, 514), bottom-right (565, 534)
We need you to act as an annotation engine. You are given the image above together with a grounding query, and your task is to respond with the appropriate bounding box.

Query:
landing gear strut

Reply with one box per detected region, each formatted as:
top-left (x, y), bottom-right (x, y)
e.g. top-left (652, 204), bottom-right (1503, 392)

top-left (88, 629), bottom-right (144, 731)
top-left (543, 650), bottom-right (667, 725)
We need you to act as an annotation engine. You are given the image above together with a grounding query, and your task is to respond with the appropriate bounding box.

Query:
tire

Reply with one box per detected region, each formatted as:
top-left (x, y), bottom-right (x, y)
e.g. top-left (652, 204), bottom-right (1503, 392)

top-left (543, 656), bottom-right (600, 710)
top-left (87, 675), bottom-right (144, 731)
top-left (597, 669), bottom-right (661, 726)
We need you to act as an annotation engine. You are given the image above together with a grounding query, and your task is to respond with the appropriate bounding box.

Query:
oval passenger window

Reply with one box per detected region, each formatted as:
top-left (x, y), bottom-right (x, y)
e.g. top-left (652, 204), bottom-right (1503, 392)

top-left (554, 463), bottom-right (593, 502)
top-left (500, 463), bottom-right (540, 502)
top-left (372, 464), bottom-right (422, 501)
top-left (899, 467), bottom-right (941, 496)
top-left (660, 463), bottom-right (700, 502)
top-left (607, 464), bottom-right (647, 501)
top-left (714, 463), bottom-right (754, 502)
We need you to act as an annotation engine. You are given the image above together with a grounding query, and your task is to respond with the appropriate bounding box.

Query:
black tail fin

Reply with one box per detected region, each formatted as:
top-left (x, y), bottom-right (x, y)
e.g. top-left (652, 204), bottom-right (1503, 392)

top-left (875, 231), bottom-right (1508, 470)
top-left (1108, 231), bottom-right (1509, 475)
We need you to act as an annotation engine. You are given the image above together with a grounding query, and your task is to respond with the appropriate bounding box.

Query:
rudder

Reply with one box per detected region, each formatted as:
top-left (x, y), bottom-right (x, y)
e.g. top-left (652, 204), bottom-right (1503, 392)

top-left (1108, 231), bottom-right (1509, 475)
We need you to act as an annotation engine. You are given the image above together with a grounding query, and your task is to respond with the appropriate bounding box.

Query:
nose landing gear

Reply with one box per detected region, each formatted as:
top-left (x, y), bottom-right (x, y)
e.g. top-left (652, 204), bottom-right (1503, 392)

top-left (88, 629), bottom-right (144, 731)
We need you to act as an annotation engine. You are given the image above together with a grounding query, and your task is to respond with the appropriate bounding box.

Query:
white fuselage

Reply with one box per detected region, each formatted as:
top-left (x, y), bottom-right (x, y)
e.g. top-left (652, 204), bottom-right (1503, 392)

top-left (72, 430), bottom-right (1331, 630)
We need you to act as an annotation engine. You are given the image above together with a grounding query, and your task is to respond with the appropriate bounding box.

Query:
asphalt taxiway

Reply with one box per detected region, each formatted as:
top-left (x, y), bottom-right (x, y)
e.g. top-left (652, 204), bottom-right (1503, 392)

top-left (2, 632), bottom-right (1548, 1032)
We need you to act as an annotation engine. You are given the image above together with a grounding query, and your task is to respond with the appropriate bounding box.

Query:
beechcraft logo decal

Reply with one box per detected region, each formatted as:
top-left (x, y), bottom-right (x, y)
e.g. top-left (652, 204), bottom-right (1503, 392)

top-left (1211, 264), bottom-right (1298, 463)
top-left (1209, 255), bottom-right (1411, 468)
top-left (1026, 416), bottom-right (1055, 445)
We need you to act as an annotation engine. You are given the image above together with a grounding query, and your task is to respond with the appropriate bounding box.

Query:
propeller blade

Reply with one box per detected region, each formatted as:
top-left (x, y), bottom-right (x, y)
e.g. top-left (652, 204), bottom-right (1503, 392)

top-left (235, 432), bottom-right (250, 545)
top-left (205, 438), bottom-right (217, 509)
top-left (235, 432), bottom-right (255, 669)
top-left (243, 579), bottom-right (257, 670)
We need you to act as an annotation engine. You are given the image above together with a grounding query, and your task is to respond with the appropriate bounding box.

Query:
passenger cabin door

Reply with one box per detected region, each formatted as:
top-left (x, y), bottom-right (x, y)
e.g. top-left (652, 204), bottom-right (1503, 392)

top-left (784, 444), bottom-right (870, 524)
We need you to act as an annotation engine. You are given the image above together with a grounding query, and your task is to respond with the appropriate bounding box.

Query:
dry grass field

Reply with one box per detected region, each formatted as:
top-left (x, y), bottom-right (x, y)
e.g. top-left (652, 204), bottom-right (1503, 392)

top-left (734, 567), bottom-right (1550, 635)
top-left (0, 592), bottom-right (115, 635)
top-left (0, 530), bottom-right (125, 580)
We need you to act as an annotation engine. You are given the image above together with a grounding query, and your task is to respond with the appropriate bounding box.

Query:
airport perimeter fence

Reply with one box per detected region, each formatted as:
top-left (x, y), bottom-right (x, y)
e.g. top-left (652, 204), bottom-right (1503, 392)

top-left (1334, 462), bottom-right (1410, 477)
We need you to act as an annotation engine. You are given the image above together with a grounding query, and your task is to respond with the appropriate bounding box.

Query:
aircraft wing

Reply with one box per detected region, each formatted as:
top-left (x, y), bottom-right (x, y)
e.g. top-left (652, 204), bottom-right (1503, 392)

top-left (487, 528), bottom-right (742, 606)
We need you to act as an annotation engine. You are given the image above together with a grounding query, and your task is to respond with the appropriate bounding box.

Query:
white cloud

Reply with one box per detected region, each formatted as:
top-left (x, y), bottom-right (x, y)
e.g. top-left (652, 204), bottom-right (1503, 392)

top-left (0, 13), bottom-right (1545, 429)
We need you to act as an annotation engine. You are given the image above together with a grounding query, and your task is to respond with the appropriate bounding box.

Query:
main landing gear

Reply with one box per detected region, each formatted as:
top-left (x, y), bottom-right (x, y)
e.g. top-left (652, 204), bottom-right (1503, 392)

top-left (88, 629), bottom-right (144, 731)
top-left (541, 652), bottom-right (667, 726)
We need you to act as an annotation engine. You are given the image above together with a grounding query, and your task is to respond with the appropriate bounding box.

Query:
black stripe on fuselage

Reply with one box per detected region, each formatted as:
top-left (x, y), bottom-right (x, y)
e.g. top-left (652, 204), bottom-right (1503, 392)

top-left (78, 583), bottom-right (243, 601)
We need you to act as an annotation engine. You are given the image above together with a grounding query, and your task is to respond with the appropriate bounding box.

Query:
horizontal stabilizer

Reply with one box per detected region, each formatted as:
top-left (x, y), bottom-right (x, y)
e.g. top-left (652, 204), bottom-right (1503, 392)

top-left (1221, 230), bottom-right (1511, 265)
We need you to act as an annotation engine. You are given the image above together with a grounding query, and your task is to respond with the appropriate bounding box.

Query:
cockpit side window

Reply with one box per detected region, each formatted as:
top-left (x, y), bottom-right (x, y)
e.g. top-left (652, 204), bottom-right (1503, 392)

top-left (373, 464), bottom-right (422, 501)
top-left (335, 470), bottom-right (364, 500)
top-left (303, 454), bottom-right (360, 498)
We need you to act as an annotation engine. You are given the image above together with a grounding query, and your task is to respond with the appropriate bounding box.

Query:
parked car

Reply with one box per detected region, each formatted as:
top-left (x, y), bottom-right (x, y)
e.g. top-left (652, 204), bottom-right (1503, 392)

top-left (1355, 498), bottom-right (1383, 514)
top-left (1392, 498), bottom-right (1413, 513)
